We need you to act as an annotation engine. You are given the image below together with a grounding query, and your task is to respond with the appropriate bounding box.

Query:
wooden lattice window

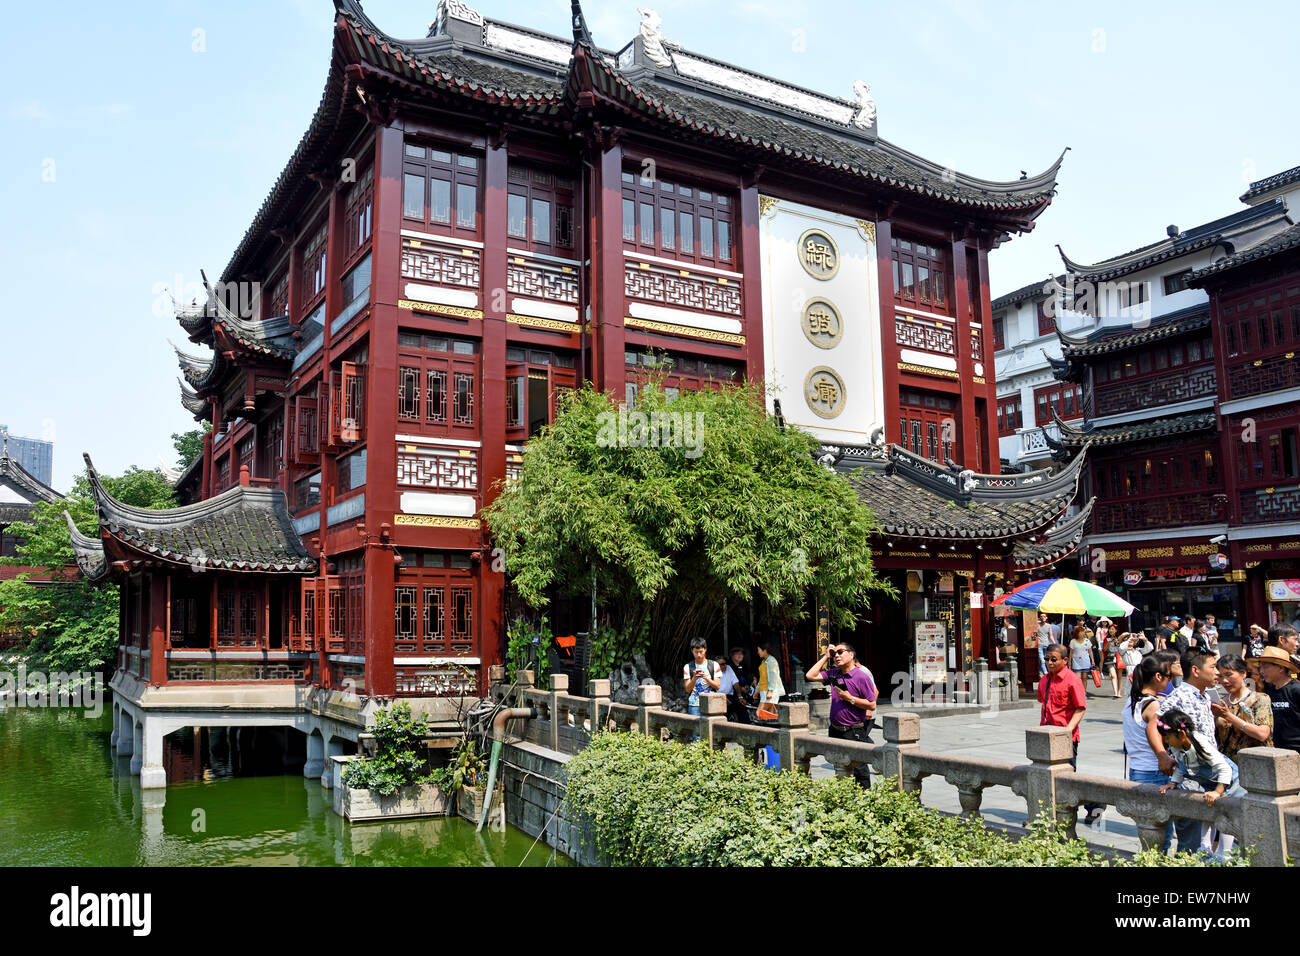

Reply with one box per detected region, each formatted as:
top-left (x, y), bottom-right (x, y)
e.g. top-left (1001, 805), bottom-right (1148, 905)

top-left (344, 165), bottom-right (374, 260)
top-left (301, 218), bottom-right (328, 309)
top-left (290, 391), bottom-right (320, 463)
top-left (892, 236), bottom-right (949, 314)
top-left (401, 143), bottom-right (480, 238)
top-left (217, 592), bottom-right (236, 646)
top-left (393, 563), bottom-right (474, 655)
top-left (326, 580), bottom-right (345, 653)
top-left (296, 581), bottom-right (317, 652)
top-left (265, 271), bottom-right (289, 320)
top-left (397, 333), bottom-right (477, 439)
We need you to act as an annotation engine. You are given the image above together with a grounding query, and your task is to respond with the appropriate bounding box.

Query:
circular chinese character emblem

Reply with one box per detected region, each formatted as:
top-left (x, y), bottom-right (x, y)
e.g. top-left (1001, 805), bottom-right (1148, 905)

top-left (797, 229), bottom-right (840, 281)
top-left (801, 298), bottom-right (843, 349)
top-left (804, 366), bottom-right (847, 419)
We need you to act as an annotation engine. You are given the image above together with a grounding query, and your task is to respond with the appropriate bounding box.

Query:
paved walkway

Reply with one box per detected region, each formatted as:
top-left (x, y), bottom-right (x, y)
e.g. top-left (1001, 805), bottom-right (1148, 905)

top-left (809, 683), bottom-right (1148, 853)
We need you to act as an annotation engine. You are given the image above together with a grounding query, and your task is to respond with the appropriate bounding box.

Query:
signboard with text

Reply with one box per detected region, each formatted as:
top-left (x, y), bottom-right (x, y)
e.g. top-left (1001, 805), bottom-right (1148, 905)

top-left (914, 620), bottom-right (947, 683)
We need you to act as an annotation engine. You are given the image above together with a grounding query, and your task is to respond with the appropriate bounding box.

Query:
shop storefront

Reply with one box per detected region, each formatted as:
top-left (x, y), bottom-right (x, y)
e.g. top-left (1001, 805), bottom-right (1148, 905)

top-left (1267, 579), bottom-right (1300, 631)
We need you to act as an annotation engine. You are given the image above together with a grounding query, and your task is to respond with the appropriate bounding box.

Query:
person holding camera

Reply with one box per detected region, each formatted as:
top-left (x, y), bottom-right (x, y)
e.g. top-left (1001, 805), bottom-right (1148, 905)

top-left (683, 636), bottom-right (721, 716)
top-left (807, 642), bottom-right (877, 787)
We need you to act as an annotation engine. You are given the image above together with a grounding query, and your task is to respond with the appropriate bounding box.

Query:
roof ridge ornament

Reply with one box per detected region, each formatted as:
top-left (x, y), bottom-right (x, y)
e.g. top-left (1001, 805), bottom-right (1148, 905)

top-left (636, 7), bottom-right (677, 68)
top-left (851, 80), bottom-right (876, 130)
top-left (436, 0), bottom-right (484, 32)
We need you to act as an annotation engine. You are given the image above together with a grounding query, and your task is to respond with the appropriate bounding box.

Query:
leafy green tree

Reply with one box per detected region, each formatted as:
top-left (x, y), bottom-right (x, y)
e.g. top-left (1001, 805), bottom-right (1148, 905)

top-left (171, 426), bottom-right (208, 471)
top-left (0, 466), bottom-right (175, 672)
top-left (483, 381), bottom-right (888, 675)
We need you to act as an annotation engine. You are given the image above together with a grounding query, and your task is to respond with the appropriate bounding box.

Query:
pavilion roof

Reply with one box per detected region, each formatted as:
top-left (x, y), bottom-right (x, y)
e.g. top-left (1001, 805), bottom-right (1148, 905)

top-left (1012, 498), bottom-right (1094, 571)
top-left (81, 454), bottom-right (316, 575)
top-left (1187, 222), bottom-right (1300, 284)
top-left (64, 510), bottom-right (108, 582)
top-left (1046, 409), bottom-right (1218, 453)
top-left (222, 0), bottom-right (1063, 283)
top-left (831, 443), bottom-right (1086, 541)
top-left (0, 446), bottom-right (63, 524)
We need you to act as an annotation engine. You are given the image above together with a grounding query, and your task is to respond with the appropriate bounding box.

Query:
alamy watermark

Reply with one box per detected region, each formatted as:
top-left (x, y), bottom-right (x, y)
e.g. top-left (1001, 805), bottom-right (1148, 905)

top-left (0, 666), bottom-right (103, 718)
top-left (595, 409), bottom-right (706, 458)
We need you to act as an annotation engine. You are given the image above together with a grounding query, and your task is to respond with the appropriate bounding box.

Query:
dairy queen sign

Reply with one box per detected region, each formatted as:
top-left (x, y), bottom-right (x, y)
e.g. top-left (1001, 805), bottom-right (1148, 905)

top-left (1123, 570), bottom-right (1144, 586)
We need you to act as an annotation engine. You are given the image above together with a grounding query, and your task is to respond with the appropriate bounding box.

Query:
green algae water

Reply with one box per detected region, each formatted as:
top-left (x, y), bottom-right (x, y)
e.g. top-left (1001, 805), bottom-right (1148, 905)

top-left (0, 702), bottom-right (567, 867)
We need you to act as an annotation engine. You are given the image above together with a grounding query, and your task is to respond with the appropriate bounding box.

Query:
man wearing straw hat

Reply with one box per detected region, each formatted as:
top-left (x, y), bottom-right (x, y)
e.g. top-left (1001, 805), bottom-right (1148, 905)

top-left (1257, 646), bottom-right (1300, 754)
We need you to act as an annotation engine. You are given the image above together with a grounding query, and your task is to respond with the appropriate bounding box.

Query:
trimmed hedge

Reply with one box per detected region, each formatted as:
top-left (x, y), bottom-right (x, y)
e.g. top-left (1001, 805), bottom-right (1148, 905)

top-left (564, 732), bottom-right (1241, 867)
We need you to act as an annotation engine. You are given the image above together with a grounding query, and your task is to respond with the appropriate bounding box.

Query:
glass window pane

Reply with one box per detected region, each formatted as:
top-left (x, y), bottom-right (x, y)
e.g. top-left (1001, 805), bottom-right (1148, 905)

top-left (623, 199), bottom-right (636, 241)
top-left (679, 212), bottom-right (693, 254)
top-left (430, 178), bottom-right (451, 224)
top-left (404, 144), bottom-right (425, 158)
top-left (431, 149), bottom-right (452, 163)
top-left (508, 194), bottom-right (527, 238)
top-left (661, 207), bottom-right (675, 249)
top-left (901, 262), bottom-right (914, 297)
top-left (700, 216), bottom-right (714, 257)
top-left (717, 220), bottom-right (731, 261)
top-left (457, 154), bottom-right (478, 168)
top-left (456, 183), bottom-right (477, 229)
top-left (532, 199), bottom-right (551, 244)
top-left (403, 174), bottom-right (425, 219)
top-left (917, 265), bottom-right (930, 301)
top-left (640, 203), bottom-right (654, 245)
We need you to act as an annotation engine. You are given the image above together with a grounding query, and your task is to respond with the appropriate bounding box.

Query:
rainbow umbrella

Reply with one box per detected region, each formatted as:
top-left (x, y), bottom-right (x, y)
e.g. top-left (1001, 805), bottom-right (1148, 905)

top-left (991, 578), bottom-right (1135, 618)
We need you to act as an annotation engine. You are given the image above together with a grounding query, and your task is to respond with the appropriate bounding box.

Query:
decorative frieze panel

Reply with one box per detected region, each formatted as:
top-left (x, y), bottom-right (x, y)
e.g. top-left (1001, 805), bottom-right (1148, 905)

top-left (507, 255), bottom-right (579, 304)
top-left (1228, 353), bottom-right (1300, 400)
top-left (625, 261), bottom-right (742, 317)
top-left (1094, 366), bottom-right (1216, 416)
top-left (400, 236), bottom-right (481, 290)
top-left (394, 665), bottom-right (478, 697)
top-left (1240, 487), bottom-right (1300, 524)
top-left (895, 313), bottom-right (955, 355)
top-left (1093, 494), bottom-right (1225, 533)
top-left (396, 444), bottom-right (479, 492)
top-left (167, 662), bottom-right (308, 682)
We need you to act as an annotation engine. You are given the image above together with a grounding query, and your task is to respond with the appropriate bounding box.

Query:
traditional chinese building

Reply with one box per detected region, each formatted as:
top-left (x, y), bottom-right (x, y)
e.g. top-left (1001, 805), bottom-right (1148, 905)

top-left (0, 446), bottom-right (65, 647)
top-left (77, 0), bottom-right (1072, 783)
top-left (1043, 169), bottom-right (1300, 639)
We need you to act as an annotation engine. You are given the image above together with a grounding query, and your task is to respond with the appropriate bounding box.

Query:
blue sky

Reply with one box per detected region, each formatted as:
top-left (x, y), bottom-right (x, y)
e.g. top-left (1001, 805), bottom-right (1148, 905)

top-left (3, 0), bottom-right (1297, 491)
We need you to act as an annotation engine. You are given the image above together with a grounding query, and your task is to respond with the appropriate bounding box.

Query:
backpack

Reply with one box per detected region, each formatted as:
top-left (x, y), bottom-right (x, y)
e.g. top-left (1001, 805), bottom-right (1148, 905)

top-left (688, 659), bottom-right (717, 680)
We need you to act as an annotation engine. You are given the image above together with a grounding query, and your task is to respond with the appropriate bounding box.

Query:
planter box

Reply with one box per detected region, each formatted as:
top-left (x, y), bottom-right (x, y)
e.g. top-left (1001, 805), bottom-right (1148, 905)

top-left (330, 755), bottom-right (451, 821)
top-left (456, 784), bottom-right (504, 825)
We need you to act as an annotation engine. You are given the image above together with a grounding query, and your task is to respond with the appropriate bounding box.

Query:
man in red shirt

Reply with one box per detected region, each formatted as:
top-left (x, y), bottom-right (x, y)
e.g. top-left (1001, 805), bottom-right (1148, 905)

top-left (1038, 643), bottom-right (1100, 823)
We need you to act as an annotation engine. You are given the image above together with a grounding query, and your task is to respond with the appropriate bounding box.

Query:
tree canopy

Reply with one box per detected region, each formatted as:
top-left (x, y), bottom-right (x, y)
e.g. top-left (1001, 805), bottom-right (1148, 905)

top-left (0, 467), bottom-right (175, 672)
top-left (171, 427), bottom-right (208, 471)
top-left (483, 381), bottom-right (889, 674)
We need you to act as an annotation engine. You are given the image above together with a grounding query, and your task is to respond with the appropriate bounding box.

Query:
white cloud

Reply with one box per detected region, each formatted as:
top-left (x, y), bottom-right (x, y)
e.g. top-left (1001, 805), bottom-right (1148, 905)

top-left (10, 100), bottom-right (55, 122)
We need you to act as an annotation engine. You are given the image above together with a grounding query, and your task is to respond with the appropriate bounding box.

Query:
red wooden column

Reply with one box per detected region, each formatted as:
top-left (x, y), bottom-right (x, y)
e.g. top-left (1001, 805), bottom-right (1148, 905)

top-left (950, 238), bottom-right (979, 470)
top-left (477, 136), bottom-right (509, 685)
top-left (360, 122), bottom-right (405, 699)
top-left (973, 246), bottom-right (1000, 472)
top-left (873, 219), bottom-right (900, 444)
top-left (590, 137), bottom-right (626, 394)
top-left (201, 403), bottom-right (215, 500)
top-left (149, 574), bottom-right (168, 686)
top-left (738, 183), bottom-right (765, 382)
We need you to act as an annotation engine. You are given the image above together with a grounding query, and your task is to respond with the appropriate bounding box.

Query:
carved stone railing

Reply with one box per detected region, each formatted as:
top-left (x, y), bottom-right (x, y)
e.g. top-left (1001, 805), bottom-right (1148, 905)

top-left (1016, 423), bottom-right (1060, 458)
top-left (489, 675), bottom-right (1300, 863)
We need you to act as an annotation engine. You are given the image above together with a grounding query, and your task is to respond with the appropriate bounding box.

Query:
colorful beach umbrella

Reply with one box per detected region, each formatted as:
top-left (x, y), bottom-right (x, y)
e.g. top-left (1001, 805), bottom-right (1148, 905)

top-left (991, 578), bottom-right (1135, 617)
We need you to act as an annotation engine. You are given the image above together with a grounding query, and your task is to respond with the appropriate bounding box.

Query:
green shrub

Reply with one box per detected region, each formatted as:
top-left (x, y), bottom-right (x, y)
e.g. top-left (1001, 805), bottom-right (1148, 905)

top-left (341, 702), bottom-right (435, 797)
top-left (563, 732), bottom-right (1244, 867)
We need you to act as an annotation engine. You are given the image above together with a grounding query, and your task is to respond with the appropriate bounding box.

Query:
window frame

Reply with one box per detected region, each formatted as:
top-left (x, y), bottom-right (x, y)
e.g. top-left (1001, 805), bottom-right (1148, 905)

top-left (401, 142), bottom-right (481, 239)
top-left (620, 171), bottom-right (735, 268)
top-left (891, 236), bottom-right (950, 314)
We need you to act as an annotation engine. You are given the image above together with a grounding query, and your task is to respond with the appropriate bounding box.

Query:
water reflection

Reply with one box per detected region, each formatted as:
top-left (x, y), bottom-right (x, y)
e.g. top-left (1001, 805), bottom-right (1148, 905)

top-left (0, 703), bottom-right (568, 867)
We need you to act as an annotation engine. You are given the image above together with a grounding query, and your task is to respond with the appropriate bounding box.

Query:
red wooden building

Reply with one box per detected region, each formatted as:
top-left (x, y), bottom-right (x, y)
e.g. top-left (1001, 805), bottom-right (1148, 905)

top-left (80, 0), bottom-right (1072, 720)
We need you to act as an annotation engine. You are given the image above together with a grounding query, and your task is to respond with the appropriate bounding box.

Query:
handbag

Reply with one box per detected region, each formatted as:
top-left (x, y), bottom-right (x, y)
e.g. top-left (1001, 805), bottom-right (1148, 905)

top-left (1090, 668), bottom-right (1102, 688)
top-left (756, 700), bottom-right (778, 721)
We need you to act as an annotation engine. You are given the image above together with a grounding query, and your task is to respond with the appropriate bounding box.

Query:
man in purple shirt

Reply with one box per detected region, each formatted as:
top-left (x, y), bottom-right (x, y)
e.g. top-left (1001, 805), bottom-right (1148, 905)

top-left (806, 642), bottom-right (878, 787)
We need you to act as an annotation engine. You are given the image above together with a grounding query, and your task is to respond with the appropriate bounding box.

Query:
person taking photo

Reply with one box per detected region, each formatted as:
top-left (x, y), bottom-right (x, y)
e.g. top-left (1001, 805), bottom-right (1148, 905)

top-left (807, 642), bottom-right (877, 787)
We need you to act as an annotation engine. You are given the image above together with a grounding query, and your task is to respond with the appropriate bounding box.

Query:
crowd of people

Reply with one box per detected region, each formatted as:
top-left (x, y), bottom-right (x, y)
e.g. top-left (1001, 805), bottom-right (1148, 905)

top-left (1036, 613), bottom-right (1300, 857)
top-left (682, 636), bottom-right (878, 784)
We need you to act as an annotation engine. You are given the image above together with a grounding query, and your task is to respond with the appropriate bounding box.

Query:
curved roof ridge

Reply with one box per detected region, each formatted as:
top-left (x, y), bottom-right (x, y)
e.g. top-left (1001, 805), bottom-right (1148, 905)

top-left (64, 510), bottom-right (108, 581)
top-left (0, 447), bottom-right (63, 503)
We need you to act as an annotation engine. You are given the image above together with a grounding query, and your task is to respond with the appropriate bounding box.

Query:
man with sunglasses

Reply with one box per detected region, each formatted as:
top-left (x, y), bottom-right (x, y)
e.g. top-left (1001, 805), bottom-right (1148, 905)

top-left (807, 643), bottom-right (877, 787)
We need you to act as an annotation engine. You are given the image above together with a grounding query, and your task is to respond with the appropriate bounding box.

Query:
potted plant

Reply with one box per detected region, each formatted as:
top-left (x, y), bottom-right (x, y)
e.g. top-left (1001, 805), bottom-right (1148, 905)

top-left (337, 702), bottom-right (446, 820)
top-left (434, 738), bottom-right (489, 821)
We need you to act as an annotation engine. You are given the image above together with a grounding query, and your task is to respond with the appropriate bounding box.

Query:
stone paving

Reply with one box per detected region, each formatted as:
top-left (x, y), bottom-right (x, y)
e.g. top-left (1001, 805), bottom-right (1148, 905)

top-left (809, 682), bottom-right (1150, 853)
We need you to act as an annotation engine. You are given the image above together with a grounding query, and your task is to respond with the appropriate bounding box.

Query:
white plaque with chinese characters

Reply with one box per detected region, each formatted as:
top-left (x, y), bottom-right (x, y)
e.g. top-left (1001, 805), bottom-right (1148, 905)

top-left (758, 198), bottom-right (884, 445)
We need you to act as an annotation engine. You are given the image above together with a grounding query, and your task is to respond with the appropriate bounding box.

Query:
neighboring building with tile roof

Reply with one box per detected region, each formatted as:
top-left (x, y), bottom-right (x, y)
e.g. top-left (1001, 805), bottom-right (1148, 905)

top-left (995, 165), bottom-right (1300, 637)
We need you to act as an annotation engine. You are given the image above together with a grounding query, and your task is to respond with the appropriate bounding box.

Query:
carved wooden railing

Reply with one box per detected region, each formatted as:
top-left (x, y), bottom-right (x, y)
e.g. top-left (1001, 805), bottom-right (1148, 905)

top-left (492, 670), bottom-right (1300, 865)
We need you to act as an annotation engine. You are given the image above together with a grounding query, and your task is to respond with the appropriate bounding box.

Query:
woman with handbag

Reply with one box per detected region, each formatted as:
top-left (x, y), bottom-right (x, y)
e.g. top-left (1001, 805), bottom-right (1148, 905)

top-left (1097, 619), bottom-right (1122, 698)
top-left (1069, 624), bottom-right (1097, 689)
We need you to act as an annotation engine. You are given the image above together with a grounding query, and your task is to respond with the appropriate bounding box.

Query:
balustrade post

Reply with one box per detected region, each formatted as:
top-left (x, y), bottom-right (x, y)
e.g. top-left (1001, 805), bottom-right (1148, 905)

top-left (774, 701), bottom-right (809, 772)
top-left (1024, 726), bottom-right (1075, 833)
top-left (548, 673), bottom-right (568, 752)
top-left (880, 713), bottom-right (922, 793)
top-left (1006, 658), bottom-right (1019, 701)
top-left (636, 684), bottom-right (662, 734)
top-left (973, 658), bottom-right (989, 706)
top-left (698, 693), bottom-right (727, 747)
top-left (1236, 747), bottom-right (1300, 867)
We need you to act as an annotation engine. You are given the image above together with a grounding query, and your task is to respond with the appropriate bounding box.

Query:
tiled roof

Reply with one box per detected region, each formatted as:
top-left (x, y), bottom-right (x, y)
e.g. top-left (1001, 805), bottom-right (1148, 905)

top-left (64, 511), bottom-right (108, 582)
top-left (222, 0), bottom-right (1061, 282)
top-left (1047, 410), bottom-right (1218, 452)
top-left (0, 448), bottom-right (63, 524)
top-left (179, 379), bottom-right (208, 418)
top-left (991, 275), bottom-right (1064, 312)
top-left (833, 444), bottom-right (1084, 540)
top-left (83, 454), bottom-right (315, 575)
top-left (1240, 165), bottom-right (1300, 204)
top-left (1056, 201), bottom-right (1290, 282)
top-left (1187, 222), bottom-right (1300, 283)
top-left (1058, 308), bottom-right (1211, 358)
top-left (1013, 498), bottom-right (1094, 571)
top-left (173, 342), bottom-right (224, 392)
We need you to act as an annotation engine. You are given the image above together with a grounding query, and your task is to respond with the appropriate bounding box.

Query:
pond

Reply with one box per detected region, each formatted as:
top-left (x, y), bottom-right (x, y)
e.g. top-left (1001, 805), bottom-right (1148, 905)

top-left (0, 699), bottom-right (568, 867)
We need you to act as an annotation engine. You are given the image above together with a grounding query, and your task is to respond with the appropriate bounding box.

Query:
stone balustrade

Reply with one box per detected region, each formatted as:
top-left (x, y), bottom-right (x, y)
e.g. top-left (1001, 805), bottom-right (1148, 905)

top-left (488, 677), bottom-right (1300, 864)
